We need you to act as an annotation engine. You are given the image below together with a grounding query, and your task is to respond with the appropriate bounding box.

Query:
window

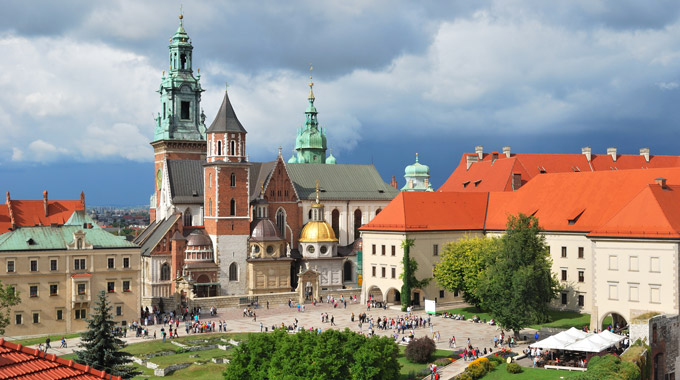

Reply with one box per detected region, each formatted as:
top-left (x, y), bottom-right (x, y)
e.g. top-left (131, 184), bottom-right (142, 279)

top-left (609, 255), bottom-right (618, 270)
top-left (331, 209), bottom-right (340, 237)
top-left (107, 258), bottom-right (115, 269)
top-left (561, 246), bottom-right (567, 258)
top-left (49, 284), bottom-right (58, 296)
top-left (391, 246), bottom-right (396, 256)
top-left (15, 314), bottom-right (22, 325)
top-left (230, 173), bottom-right (236, 187)
top-left (608, 283), bottom-right (618, 300)
top-left (578, 270), bottom-right (584, 283)
top-left (650, 257), bottom-right (660, 272)
top-left (107, 281), bottom-right (115, 293)
top-left (629, 256), bottom-right (639, 271)
top-left (30, 260), bottom-right (38, 272)
top-left (123, 257), bottom-right (130, 268)
top-left (381, 245), bottom-right (386, 256)
top-left (160, 263), bottom-right (170, 281)
top-left (353, 209), bottom-right (362, 240)
top-left (230, 140), bottom-right (236, 155)
top-left (32, 312), bottom-right (39, 324)
top-left (372, 266), bottom-right (376, 277)
top-left (229, 262), bottom-right (238, 281)
top-left (116, 305), bottom-right (123, 316)
top-left (343, 262), bottom-right (352, 282)
top-left (230, 199), bottom-right (236, 216)
top-left (650, 285), bottom-right (661, 303)
top-left (276, 209), bottom-right (286, 238)
top-left (50, 259), bottom-right (57, 271)
top-left (77, 239), bottom-right (82, 249)
top-left (6, 260), bottom-right (14, 273)
top-left (578, 247), bottom-right (584, 259)
top-left (184, 209), bottom-right (192, 226)
top-left (56, 309), bottom-right (63, 321)
top-left (561, 293), bottom-right (567, 305)
top-left (381, 267), bottom-right (386, 278)
top-left (29, 285), bottom-right (38, 297)
top-left (578, 295), bottom-right (584, 307)
top-left (629, 284), bottom-right (639, 302)
top-left (77, 283), bottom-right (86, 295)
top-left (75, 309), bottom-right (87, 320)
top-left (391, 267), bottom-right (396, 279)
top-left (74, 258), bottom-right (86, 270)
top-left (433, 244), bottom-right (439, 256)
top-left (439, 290), bottom-right (445, 298)
top-left (217, 140), bottom-right (222, 155)
top-left (561, 269), bottom-right (567, 281)
top-left (180, 101), bottom-right (190, 120)
top-left (372, 245), bottom-right (376, 255)
top-left (123, 280), bottom-right (131, 292)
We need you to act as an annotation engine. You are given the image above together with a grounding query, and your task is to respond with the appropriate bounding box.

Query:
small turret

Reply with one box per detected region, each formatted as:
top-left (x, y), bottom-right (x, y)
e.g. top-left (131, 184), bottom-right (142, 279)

top-left (401, 153), bottom-right (433, 192)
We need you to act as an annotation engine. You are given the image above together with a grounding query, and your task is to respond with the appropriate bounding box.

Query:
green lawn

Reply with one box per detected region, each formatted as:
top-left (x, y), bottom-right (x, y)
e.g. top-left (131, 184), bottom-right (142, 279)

top-left (480, 363), bottom-right (581, 379)
top-left (397, 346), bottom-right (458, 380)
top-left (10, 332), bottom-right (82, 347)
top-left (439, 307), bottom-right (598, 331)
top-left (123, 332), bottom-right (249, 357)
top-left (149, 348), bottom-right (230, 367)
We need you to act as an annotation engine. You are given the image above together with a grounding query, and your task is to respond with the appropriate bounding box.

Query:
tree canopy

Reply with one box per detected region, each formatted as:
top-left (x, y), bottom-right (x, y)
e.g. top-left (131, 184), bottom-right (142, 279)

top-left (399, 238), bottom-right (430, 311)
top-left (0, 282), bottom-right (20, 335)
top-left (74, 291), bottom-right (139, 379)
top-left (224, 329), bottom-right (401, 380)
top-left (433, 235), bottom-right (500, 308)
top-left (477, 213), bottom-right (560, 336)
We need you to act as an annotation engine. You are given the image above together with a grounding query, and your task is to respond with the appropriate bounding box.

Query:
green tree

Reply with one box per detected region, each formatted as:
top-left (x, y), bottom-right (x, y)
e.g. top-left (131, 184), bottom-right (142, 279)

top-left (74, 291), bottom-right (140, 379)
top-left (477, 213), bottom-right (560, 338)
top-left (399, 239), bottom-right (431, 311)
top-left (433, 236), bottom-right (500, 308)
top-left (0, 283), bottom-right (20, 335)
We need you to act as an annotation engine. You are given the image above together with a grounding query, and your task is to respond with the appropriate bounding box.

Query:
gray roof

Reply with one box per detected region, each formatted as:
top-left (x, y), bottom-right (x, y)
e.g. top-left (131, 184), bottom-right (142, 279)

top-left (135, 214), bottom-right (180, 257)
top-left (168, 160), bottom-right (204, 204)
top-left (285, 164), bottom-right (399, 201)
top-left (207, 91), bottom-right (247, 133)
top-left (249, 161), bottom-right (276, 201)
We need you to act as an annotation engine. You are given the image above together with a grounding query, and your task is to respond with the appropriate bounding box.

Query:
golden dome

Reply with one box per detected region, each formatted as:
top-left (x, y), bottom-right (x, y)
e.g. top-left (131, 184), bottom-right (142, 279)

top-left (299, 221), bottom-right (338, 242)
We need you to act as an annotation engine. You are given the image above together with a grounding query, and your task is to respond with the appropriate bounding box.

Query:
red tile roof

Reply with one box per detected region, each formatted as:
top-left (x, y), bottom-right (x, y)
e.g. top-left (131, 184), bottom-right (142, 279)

top-left (0, 338), bottom-right (122, 380)
top-left (0, 192), bottom-right (85, 233)
top-left (438, 152), bottom-right (680, 193)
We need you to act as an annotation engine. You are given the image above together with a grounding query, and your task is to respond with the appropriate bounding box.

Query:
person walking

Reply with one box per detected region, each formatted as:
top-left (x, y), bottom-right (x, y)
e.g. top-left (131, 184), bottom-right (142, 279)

top-left (331, 315), bottom-right (336, 326)
top-left (45, 338), bottom-right (51, 351)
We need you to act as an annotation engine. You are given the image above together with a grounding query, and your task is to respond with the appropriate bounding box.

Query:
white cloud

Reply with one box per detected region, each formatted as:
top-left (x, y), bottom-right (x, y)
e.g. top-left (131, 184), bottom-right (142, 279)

top-left (658, 81), bottom-right (679, 90)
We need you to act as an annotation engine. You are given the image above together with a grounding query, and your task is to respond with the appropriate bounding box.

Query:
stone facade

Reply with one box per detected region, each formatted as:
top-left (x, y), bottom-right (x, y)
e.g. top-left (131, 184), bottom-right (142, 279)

top-left (649, 314), bottom-right (680, 380)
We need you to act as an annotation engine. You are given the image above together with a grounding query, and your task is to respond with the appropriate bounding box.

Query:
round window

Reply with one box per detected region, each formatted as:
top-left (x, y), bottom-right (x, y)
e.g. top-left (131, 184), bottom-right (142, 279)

top-left (254, 246), bottom-right (260, 253)
top-left (320, 246), bottom-right (328, 254)
top-left (266, 245), bottom-right (274, 254)
top-left (307, 245), bottom-right (315, 254)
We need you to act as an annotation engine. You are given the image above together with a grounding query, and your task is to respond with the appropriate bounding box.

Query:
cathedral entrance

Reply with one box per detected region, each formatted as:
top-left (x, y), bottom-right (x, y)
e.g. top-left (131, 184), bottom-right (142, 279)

top-left (296, 268), bottom-right (320, 304)
top-left (194, 274), bottom-right (218, 298)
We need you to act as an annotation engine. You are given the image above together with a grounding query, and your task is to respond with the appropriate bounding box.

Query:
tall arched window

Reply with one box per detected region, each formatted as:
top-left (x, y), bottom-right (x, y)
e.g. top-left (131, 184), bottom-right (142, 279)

top-left (230, 173), bottom-right (236, 187)
top-left (160, 263), bottom-right (170, 281)
top-left (209, 173), bottom-right (212, 188)
top-left (180, 54), bottom-right (187, 69)
top-left (308, 209), bottom-right (312, 220)
top-left (343, 261), bottom-right (352, 282)
top-left (217, 141), bottom-right (222, 156)
top-left (230, 199), bottom-right (236, 216)
top-left (229, 262), bottom-right (238, 281)
top-left (276, 208), bottom-right (286, 239)
top-left (230, 140), bottom-right (236, 155)
top-left (331, 209), bottom-right (340, 238)
top-left (183, 208), bottom-right (192, 226)
top-left (353, 209), bottom-right (362, 241)
top-left (375, 208), bottom-right (382, 216)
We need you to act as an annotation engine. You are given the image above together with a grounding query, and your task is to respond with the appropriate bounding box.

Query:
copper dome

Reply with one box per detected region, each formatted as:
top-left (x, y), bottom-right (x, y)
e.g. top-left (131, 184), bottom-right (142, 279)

top-left (250, 219), bottom-right (282, 241)
top-left (186, 229), bottom-right (212, 247)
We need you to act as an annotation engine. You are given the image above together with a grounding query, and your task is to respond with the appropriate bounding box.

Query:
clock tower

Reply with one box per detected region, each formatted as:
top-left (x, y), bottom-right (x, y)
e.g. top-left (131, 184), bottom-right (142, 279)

top-left (150, 13), bottom-right (207, 222)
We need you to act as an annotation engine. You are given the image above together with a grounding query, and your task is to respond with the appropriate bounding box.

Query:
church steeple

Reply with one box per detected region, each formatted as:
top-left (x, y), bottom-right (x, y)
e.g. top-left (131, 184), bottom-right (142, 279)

top-left (292, 65), bottom-right (330, 164)
top-left (153, 11), bottom-right (206, 142)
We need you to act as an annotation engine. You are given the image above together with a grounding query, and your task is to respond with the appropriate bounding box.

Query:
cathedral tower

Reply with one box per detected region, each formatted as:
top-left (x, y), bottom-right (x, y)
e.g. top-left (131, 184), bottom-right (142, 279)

top-left (204, 87), bottom-right (250, 295)
top-left (150, 13), bottom-right (207, 222)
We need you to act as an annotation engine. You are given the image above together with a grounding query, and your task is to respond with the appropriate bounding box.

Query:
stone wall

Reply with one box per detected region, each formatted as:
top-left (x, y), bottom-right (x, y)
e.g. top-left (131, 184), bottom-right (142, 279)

top-left (629, 322), bottom-right (649, 345)
top-left (650, 314), bottom-right (680, 380)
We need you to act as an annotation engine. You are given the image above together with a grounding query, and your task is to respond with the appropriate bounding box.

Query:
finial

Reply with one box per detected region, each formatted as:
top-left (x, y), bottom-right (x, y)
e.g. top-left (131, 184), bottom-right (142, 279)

top-left (278, 146), bottom-right (282, 157)
top-left (225, 82), bottom-right (229, 92)
top-left (315, 179), bottom-right (320, 204)
top-left (416, 152), bottom-right (419, 163)
top-left (260, 181), bottom-right (264, 197)
top-left (197, 68), bottom-right (200, 73)
top-left (179, 5), bottom-right (184, 24)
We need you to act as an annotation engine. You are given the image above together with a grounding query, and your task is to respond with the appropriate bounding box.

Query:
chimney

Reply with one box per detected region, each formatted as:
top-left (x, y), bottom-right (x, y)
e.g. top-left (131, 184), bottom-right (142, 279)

top-left (475, 145), bottom-right (483, 160)
top-left (512, 173), bottom-right (522, 190)
top-left (640, 147), bottom-right (650, 163)
top-left (5, 191), bottom-right (9, 204)
top-left (502, 146), bottom-right (511, 158)
top-left (466, 154), bottom-right (479, 170)
top-left (43, 190), bottom-right (48, 217)
top-left (581, 147), bottom-right (592, 162)
top-left (491, 151), bottom-right (499, 161)
top-left (390, 176), bottom-right (398, 189)
top-left (655, 177), bottom-right (667, 189)
top-left (80, 191), bottom-right (86, 209)
top-left (607, 147), bottom-right (617, 162)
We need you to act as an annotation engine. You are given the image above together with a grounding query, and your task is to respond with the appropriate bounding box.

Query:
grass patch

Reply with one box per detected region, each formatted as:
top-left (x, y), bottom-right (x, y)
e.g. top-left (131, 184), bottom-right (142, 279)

top-left (10, 333), bottom-right (81, 347)
top-left (621, 345), bottom-right (645, 362)
top-left (148, 348), bottom-right (231, 367)
top-left (397, 346), bottom-right (457, 380)
top-left (480, 362), bottom-right (581, 379)
top-left (439, 307), bottom-right (594, 331)
top-left (122, 332), bottom-right (249, 357)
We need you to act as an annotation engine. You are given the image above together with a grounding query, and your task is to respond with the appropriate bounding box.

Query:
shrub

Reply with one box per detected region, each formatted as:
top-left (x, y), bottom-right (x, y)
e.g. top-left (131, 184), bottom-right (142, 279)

top-left (435, 358), bottom-right (452, 366)
top-left (404, 336), bottom-right (437, 363)
top-left (458, 373), bottom-right (473, 380)
top-left (488, 355), bottom-right (504, 365)
top-left (466, 358), bottom-right (491, 379)
top-left (506, 362), bottom-right (523, 374)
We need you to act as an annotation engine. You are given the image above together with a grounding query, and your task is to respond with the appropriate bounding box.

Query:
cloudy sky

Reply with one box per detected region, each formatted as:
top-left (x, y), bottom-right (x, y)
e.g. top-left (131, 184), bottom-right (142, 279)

top-left (2, 0), bottom-right (680, 206)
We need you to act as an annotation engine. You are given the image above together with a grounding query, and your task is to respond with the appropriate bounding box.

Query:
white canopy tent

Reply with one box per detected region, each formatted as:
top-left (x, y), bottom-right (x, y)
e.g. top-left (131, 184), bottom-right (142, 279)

top-left (530, 329), bottom-right (625, 353)
top-left (530, 327), bottom-right (590, 350)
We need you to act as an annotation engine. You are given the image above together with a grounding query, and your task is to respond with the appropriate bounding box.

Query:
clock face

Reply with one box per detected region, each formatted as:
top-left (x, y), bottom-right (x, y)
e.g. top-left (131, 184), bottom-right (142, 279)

top-left (156, 169), bottom-right (162, 189)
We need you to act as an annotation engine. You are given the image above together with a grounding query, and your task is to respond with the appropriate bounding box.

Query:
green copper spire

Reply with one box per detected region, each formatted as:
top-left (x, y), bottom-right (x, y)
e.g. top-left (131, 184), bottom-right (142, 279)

top-left (401, 153), bottom-right (433, 192)
top-left (293, 65), bottom-right (329, 164)
top-left (153, 11), bottom-right (206, 142)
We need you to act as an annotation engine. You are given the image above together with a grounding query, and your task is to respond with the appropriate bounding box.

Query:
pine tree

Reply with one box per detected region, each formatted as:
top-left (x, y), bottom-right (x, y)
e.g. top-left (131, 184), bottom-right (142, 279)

top-left (74, 291), bottom-right (140, 379)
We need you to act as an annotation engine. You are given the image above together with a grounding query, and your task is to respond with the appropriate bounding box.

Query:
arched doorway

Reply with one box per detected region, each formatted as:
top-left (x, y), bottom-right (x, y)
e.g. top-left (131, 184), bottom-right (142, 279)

top-left (385, 288), bottom-right (401, 304)
top-left (353, 209), bottom-right (362, 241)
top-left (600, 312), bottom-right (628, 333)
top-left (367, 285), bottom-right (383, 302)
top-left (194, 274), bottom-right (216, 298)
top-left (654, 353), bottom-right (665, 380)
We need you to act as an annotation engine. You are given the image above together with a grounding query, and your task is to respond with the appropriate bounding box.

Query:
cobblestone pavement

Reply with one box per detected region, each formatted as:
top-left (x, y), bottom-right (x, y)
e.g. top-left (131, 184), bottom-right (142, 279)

top-left (16, 301), bottom-right (538, 380)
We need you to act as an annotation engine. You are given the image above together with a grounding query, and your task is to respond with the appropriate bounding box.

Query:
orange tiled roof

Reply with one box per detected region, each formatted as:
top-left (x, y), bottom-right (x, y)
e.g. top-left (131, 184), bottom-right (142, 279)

top-left (438, 152), bottom-right (680, 192)
top-left (0, 338), bottom-right (122, 380)
top-left (1, 192), bottom-right (85, 233)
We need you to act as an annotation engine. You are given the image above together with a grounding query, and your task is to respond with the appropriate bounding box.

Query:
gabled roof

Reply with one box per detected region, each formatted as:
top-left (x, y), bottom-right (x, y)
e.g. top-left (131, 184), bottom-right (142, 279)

top-left (0, 225), bottom-right (137, 252)
top-left (0, 338), bottom-right (122, 380)
top-left (1, 193), bottom-right (85, 233)
top-left (167, 160), bottom-right (204, 204)
top-left (249, 161), bottom-right (276, 201)
top-left (286, 164), bottom-right (399, 201)
top-left (134, 214), bottom-right (180, 257)
top-left (207, 91), bottom-right (247, 133)
top-left (360, 191), bottom-right (488, 232)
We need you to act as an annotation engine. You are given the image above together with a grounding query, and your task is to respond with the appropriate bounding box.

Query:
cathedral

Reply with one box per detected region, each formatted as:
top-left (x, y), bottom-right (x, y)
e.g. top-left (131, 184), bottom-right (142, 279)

top-left (135, 15), bottom-right (398, 307)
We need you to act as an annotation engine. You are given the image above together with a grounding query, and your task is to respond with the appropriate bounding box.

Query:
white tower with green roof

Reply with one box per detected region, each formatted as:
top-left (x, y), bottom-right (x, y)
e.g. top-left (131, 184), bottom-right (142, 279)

top-left (401, 153), bottom-right (433, 192)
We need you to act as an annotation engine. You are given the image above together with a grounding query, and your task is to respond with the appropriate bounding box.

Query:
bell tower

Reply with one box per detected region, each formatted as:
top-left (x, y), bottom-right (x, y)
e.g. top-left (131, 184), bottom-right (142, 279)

top-left (290, 66), bottom-right (330, 164)
top-left (150, 12), bottom-right (207, 222)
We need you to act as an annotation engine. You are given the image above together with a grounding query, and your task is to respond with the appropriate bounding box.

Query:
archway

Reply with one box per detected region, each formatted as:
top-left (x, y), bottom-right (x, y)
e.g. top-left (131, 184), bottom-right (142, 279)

top-left (654, 353), bottom-right (665, 380)
top-left (367, 285), bottom-right (383, 302)
top-left (194, 274), bottom-right (216, 298)
top-left (385, 288), bottom-right (401, 305)
top-left (600, 312), bottom-right (628, 333)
